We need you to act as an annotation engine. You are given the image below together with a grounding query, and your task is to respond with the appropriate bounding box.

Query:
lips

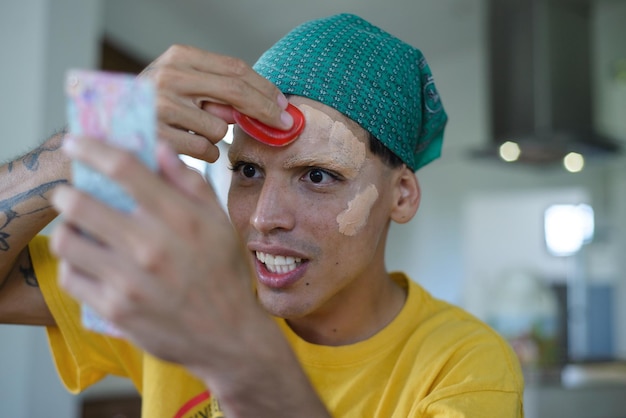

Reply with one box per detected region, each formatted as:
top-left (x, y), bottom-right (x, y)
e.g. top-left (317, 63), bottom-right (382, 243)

top-left (254, 251), bottom-right (307, 289)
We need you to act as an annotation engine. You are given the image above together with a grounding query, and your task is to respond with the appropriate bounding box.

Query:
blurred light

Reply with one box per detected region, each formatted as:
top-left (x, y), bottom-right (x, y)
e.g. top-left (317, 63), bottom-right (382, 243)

top-left (563, 152), bottom-right (584, 173)
top-left (179, 155), bottom-right (207, 174)
top-left (223, 124), bottom-right (234, 144)
top-left (544, 204), bottom-right (594, 256)
top-left (499, 141), bottom-right (521, 162)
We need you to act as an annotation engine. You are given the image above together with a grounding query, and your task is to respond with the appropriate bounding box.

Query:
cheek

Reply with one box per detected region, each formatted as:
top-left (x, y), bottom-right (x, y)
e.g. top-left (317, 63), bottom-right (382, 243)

top-left (226, 189), bottom-right (253, 229)
top-left (336, 185), bottom-right (379, 236)
top-left (297, 198), bottom-right (339, 234)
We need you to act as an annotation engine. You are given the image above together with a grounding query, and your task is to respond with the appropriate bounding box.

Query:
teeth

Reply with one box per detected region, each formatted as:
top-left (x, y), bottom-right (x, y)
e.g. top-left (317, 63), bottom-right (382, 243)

top-left (256, 252), bottom-right (302, 274)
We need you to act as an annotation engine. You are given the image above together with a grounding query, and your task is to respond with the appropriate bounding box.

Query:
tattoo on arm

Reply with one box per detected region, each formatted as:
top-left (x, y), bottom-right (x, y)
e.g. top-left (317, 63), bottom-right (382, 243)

top-left (19, 251), bottom-right (38, 288)
top-left (21, 141), bottom-right (63, 171)
top-left (0, 180), bottom-right (68, 252)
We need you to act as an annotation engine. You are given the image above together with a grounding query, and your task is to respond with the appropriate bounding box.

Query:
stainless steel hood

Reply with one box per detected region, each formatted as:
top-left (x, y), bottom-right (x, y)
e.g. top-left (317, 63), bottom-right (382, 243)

top-left (475, 0), bottom-right (620, 165)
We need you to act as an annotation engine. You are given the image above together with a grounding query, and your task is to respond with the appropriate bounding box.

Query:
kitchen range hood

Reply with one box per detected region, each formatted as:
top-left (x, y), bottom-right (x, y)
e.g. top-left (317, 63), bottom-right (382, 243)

top-left (474, 0), bottom-right (620, 166)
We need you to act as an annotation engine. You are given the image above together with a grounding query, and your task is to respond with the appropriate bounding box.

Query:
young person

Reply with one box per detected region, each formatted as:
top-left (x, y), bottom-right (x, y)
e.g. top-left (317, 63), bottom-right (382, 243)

top-left (0, 13), bottom-right (524, 417)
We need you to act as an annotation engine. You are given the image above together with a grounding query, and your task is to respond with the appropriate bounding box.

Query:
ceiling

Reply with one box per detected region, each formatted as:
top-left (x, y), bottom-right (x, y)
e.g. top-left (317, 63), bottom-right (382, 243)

top-left (103, 0), bottom-right (483, 65)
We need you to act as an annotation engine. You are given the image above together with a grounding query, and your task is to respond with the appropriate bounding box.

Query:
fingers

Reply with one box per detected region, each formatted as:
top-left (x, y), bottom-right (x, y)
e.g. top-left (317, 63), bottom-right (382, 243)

top-left (56, 260), bottom-right (103, 308)
top-left (141, 45), bottom-right (293, 160)
top-left (51, 182), bottom-right (138, 252)
top-left (49, 179), bottom-right (167, 296)
top-left (168, 68), bottom-right (289, 127)
top-left (54, 249), bottom-right (148, 327)
top-left (201, 102), bottom-right (237, 124)
top-left (154, 46), bottom-right (289, 124)
top-left (156, 87), bottom-right (225, 161)
top-left (157, 123), bottom-right (221, 163)
top-left (61, 136), bottom-right (224, 246)
top-left (50, 138), bottom-right (205, 299)
top-left (51, 222), bottom-right (119, 299)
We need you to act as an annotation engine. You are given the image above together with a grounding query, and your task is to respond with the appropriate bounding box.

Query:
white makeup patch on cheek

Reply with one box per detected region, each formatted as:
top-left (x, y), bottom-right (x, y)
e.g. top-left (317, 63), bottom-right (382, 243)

top-left (336, 184), bottom-right (379, 236)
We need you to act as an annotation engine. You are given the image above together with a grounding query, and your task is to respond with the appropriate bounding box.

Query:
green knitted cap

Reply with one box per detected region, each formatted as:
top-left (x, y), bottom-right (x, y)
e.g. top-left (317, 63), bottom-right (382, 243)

top-left (253, 13), bottom-right (448, 171)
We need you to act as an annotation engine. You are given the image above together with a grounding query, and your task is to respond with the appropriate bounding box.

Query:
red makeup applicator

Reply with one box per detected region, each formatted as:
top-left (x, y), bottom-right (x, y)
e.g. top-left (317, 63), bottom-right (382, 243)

top-left (233, 103), bottom-right (305, 146)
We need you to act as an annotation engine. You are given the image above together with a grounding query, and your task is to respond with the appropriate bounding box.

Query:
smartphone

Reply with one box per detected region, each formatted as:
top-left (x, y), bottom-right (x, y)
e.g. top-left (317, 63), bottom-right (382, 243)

top-left (65, 69), bottom-right (157, 336)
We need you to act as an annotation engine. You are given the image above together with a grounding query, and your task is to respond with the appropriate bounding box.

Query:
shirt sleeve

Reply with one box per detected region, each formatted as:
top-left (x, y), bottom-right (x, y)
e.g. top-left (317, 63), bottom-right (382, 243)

top-left (422, 391), bottom-right (524, 417)
top-left (414, 338), bottom-right (526, 417)
top-left (29, 235), bottom-right (140, 394)
top-left (409, 292), bottom-right (526, 418)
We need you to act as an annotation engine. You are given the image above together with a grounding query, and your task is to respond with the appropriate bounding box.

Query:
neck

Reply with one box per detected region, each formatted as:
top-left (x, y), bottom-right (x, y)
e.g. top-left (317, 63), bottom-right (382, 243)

top-left (286, 273), bottom-right (407, 346)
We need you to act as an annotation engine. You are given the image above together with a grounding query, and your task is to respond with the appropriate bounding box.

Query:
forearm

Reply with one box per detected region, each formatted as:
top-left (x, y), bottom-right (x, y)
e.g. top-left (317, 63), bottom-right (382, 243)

top-left (0, 131), bottom-right (70, 281)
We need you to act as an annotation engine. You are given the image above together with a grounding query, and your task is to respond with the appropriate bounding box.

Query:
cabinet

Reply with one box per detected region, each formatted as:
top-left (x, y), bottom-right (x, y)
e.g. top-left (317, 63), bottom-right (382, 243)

top-left (81, 395), bottom-right (141, 418)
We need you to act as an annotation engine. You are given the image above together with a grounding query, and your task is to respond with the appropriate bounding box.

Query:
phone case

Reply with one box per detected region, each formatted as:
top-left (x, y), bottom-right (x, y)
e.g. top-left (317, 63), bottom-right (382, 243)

top-left (65, 69), bottom-right (157, 336)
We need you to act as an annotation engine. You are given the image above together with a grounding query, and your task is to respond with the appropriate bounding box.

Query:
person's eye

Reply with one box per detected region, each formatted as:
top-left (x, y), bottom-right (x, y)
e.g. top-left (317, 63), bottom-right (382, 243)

top-left (304, 168), bottom-right (338, 185)
top-left (230, 162), bottom-right (261, 179)
top-left (242, 164), bottom-right (257, 178)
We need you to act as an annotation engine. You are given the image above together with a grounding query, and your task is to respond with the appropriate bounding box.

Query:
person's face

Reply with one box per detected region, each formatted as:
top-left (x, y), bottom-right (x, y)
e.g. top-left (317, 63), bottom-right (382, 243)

top-left (227, 96), bottom-right (406, 320)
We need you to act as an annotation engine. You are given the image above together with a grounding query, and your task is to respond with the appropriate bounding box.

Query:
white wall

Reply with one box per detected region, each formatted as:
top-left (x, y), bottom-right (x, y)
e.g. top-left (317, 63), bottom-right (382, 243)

top-left (0, 1), bottom-right (102, 417)
top-left (0, 2), bottom-right (47, 161)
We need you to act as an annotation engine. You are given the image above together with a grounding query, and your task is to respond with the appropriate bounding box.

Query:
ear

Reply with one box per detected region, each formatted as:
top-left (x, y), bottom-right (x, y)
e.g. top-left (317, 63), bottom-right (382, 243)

top-left (389, 165), bottom-right (421, 224)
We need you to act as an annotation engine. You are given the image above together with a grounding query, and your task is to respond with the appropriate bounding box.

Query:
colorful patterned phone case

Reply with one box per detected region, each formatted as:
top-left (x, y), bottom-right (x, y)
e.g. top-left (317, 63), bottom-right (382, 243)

top-left (65, 69), bottom-right (157, 336)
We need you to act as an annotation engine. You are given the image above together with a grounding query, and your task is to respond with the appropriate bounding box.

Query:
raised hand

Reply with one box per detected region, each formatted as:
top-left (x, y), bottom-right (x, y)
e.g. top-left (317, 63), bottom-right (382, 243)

top-left (138, 45), bottom-right (293, 162)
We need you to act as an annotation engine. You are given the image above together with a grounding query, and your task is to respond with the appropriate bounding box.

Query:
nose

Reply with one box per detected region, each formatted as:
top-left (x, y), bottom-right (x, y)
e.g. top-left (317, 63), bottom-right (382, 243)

top-left (250, 178), bottom-right (296, 234)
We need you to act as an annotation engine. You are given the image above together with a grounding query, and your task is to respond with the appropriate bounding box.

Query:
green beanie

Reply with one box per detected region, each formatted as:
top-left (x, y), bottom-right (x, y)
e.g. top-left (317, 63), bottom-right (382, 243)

top-left (253, 13), bottom-right (448, 171)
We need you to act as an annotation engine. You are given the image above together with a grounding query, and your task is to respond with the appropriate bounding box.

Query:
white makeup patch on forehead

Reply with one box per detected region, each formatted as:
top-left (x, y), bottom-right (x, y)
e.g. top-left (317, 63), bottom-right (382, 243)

top-left (298, 104), bottom-right (366, 175)
top-left (298, 104), bottom-right (333, 147)
top-left (336, 184), bottom-right (379, 236)
top-left (328, 121), bottom-right (366, 173)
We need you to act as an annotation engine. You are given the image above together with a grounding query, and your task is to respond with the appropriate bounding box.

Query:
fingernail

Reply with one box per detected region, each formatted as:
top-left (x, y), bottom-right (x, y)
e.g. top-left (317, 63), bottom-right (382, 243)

top-left (277, 93), bottom-right (289, 110)
top-left (280, 110), bottom-right (294, 129)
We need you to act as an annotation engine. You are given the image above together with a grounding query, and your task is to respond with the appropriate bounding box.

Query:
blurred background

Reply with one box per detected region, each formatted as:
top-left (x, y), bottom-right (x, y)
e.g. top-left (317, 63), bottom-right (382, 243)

top-left (1, 0), bottom-right (625, 417)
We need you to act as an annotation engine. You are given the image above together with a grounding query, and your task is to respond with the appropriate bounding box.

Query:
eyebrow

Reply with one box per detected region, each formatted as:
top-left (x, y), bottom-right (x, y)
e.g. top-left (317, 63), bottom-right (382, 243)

top-left (283, 152), bottom-right (361, 177)
top-left (228, 140), bottom-right (363, 178)
top-left (227, 144), bottom-right (263, 165)
top-left (283, 152), bottom-right (332, 167)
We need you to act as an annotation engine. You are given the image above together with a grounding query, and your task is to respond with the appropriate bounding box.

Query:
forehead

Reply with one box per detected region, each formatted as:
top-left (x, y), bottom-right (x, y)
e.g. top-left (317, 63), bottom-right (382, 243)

top-left (288, 96), bottom-right (366, 135)
top-left (229, 96), bottom-right (370, 167)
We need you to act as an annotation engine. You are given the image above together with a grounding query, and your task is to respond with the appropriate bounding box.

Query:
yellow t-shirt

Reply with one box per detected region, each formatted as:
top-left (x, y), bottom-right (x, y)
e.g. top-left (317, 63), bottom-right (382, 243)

top-left (31, 235), bottom-right (524, 417)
